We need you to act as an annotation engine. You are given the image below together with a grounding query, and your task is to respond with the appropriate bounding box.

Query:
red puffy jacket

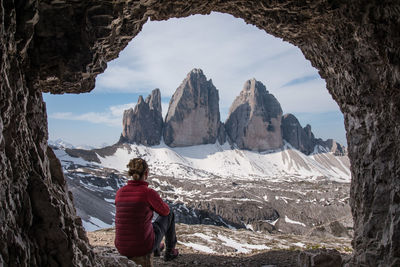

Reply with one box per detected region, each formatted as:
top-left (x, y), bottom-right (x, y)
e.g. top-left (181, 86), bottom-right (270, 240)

top-left (114, 180), bottom-right (169, 257)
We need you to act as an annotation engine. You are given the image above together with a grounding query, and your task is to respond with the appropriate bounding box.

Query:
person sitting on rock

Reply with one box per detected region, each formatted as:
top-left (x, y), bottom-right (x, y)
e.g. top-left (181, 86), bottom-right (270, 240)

top-left (114, 157), bottom-right (179, 262)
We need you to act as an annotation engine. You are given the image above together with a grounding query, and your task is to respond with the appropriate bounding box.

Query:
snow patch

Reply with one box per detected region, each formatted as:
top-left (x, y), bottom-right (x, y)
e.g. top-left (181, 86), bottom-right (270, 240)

top-left (284, 215), bottom-right (306, 227)
top-left (217, 234), bottom-right (269, 253)
top-left (83, 216), bottom-right (113, 232)
top-left (178, 241), bottom-right (216, 254)
top-left (95, 141), bottom-right (350, 183)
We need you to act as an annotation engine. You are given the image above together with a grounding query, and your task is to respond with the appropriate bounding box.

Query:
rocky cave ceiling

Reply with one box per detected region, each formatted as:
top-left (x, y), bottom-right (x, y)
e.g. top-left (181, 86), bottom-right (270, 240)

top-left (1, 0), bottom-right (399, 266)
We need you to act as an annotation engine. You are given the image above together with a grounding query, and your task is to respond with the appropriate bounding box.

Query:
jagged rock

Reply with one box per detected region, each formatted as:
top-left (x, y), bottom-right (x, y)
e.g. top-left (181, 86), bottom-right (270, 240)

top-left (281, 114), bottom-right (315, 154)
top-left (2, 1), bottom-right (400, 266)
top-left (93, 246), bottom-right (138, 267)
top-left (145, 88), bottom-right (162, 114)
top-left (314, 139), bottom-right (346, 156)
top-left (120, 89), bottom-right (163, 146)
top-left (298, 249), bottom-right (342, 267)
top-left (164, 69), bottom-right (220, 147)
top-left (282, 114), bottom-right (347, 155)
top-left (225, 79), bottom-right (283, 151)
top-left (217, 123), bottom-right (226, 145)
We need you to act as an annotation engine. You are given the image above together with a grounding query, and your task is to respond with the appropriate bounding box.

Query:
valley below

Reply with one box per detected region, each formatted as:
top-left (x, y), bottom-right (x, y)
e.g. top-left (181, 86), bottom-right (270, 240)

top-left (51, 140), bottom-right (353, 266)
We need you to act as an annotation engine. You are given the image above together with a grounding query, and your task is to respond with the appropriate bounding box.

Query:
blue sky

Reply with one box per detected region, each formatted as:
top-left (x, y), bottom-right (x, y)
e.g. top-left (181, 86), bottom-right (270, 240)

top-left (44, 12), bottom-right (346, 148)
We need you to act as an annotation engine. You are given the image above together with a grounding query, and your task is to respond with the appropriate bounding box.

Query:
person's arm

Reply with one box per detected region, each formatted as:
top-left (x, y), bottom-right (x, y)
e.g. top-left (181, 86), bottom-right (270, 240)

top-left (147, 188), bottom-right (170, 216)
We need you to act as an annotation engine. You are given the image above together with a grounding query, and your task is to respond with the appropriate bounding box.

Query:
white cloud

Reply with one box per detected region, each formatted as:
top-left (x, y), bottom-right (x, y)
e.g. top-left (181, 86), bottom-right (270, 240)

top-left (109, 102), bottom-right (137, 117)
top-left (47, 12), bottom-right (346, 146)
top-left (94, 12), bottom-right (331, 115)
top-left (269, 79), bottom-right (339, 114)
top-left (49, 102), bottom-right (136, 127)
top-left (48, 98), bottom-right (171, 127)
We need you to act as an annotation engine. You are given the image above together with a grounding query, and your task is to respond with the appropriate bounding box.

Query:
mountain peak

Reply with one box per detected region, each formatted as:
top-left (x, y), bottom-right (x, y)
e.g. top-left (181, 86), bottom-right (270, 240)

top-left (137, 95), bottom-right (144, 105)
top-left (188, 68), bottom-right (204, 76)
top-left (225, 80), bottom-right (283, 151)
top-left (120, 89), bottom-right (163, 146)
top-left (164, 69), bottom-right (221, 147)
top-left (117, 69), bottom-right (343, 154)
top-left (281, 113), bottom-right (346, 155)
top-left (145, 88), bottom-right (162, 114)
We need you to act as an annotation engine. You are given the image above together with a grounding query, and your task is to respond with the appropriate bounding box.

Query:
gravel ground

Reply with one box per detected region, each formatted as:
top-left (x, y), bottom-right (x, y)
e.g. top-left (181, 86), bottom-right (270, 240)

top-left (88, 224), bottom-right (352, 267)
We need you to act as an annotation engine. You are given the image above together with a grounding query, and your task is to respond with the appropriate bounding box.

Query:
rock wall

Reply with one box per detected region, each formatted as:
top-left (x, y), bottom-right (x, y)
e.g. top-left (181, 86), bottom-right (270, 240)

top-left (1, 0), bottom-right (399, 266)
top-left (281, 114), bottom-right (315, 154)
top-left (225, 79), bottom-right (283, 151)
top-left (0, 1), bottom-right (100, 265)
top-left (164, 69), bottom-right (221, 147)
top-left (281, 113), bottom-right (346, 155)
top-left (120, 89), bottom-right (163, 145)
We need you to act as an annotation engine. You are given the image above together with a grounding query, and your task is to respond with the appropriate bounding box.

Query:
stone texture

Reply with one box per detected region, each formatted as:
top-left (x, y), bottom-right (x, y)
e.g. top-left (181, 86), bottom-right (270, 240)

top-left (282, 113), bottom-right (346, 155)
top-left (314, 138), bottom-right (346, 156)
top-left (0, 1), bottom-right (103, 266)
top-left (164, 69), bottom-right (221, 147)
top-left (225, 79), bottom-right (283, 151)
top-left (298, 249), bottom-right (342, 267)
top-left (217, 122), bottom-right (227, 145)
top-left (281, 114), bottom-right (315, 154)
top-left (120, 89), bottom-right (163, 145)
top-left (1, 0), bottom-right (399, 266)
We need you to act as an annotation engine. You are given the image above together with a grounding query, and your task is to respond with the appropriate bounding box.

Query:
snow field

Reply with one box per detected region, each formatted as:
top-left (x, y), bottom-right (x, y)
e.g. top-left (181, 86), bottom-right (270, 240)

top-left (97, 141), bottom-right (351, 182)
top-left (175, 224), bottom-right (352, 255)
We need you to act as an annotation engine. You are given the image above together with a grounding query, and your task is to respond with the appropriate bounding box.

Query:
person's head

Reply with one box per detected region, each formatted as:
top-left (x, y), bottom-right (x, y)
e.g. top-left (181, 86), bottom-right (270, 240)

top-left (127, 158), bottom-right (149, 181)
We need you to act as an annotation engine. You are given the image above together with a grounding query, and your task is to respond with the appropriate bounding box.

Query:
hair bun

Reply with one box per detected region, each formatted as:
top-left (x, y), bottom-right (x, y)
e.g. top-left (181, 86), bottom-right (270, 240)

top-left (127, 158), bottom-right (148, 180)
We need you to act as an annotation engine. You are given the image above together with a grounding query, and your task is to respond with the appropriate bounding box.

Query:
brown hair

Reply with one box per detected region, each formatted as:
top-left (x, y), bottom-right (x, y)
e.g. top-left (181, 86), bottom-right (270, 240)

top-left (127, 158), bottom-right (148, 180)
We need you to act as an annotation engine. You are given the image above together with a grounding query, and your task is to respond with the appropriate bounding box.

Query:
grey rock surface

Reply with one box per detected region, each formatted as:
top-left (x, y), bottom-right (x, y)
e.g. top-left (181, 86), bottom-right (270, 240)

top-left (298, 249), bottom-right (342, 267)
top-left (2, 1), bottom-right (400, 266)
top-left (281, 114), bottom-right (315, 154)
top-left (120, 89), bottom-right (163, 145)
top-left (164, 69), bottom-right (221, 147)
top-left (314, 139), bottom-right (346, 156)
top-left (281, 114), bottom-right (346, 156)
top-left (225, 79), bottom-right (283, 151)
top-left (217, 122), bottom-right (227, 145)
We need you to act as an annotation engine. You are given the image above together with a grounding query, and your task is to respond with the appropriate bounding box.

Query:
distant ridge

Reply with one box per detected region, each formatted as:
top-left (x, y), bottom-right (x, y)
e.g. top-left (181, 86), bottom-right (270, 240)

top-left (116, 68), bottom-right (345, 155)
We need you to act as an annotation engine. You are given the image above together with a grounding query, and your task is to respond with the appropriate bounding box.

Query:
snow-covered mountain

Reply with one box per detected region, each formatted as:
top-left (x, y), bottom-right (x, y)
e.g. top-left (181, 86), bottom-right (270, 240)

top-left (52, 141), bottom-right (352, 234)
top-left (49, 138), bottom-right (76, 149)
top-left (63, 141), bottom-right (350, 183)
top-left (49, 139), bottom-right (109, 150)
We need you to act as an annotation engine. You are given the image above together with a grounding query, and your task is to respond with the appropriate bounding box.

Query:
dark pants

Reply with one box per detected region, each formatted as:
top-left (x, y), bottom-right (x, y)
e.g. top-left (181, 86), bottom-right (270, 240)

top-left (152, 210), bottom-right (177, 252)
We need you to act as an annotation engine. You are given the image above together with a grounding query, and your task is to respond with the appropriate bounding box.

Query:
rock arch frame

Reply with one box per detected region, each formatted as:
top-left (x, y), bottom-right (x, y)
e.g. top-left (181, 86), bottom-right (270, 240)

top-left (1, 0), bottom-right (399, 266)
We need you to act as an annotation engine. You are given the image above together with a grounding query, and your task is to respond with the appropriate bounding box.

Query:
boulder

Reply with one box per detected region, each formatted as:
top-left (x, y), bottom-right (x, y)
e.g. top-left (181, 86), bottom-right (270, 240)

top-left (298, 249), bottom-right (342, 267)
top-left (225, 79), bottom-right (283, 151)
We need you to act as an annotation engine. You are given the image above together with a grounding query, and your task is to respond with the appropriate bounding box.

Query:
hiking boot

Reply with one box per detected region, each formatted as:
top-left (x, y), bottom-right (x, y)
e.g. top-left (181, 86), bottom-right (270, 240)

top-left (154, 242), bottom-right (165, 257)
top-left (164, 248), bottom-right (179, 261)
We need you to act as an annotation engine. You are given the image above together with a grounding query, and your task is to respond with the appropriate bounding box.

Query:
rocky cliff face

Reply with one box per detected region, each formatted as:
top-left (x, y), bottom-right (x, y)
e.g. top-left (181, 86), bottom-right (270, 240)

top-left (120, 89), bottom-right (163, 145)
top-left (314, 138), bottom-right (346, 155)
top-left (0, 2), bottom-right (102, 266)
top-left (225, 79), bottom-right (283, 151)
top-left (164, 69), bottom-right (221, 147)
top-left (281, 113), bottom-right (346, 155)
top-left (2, 1), bottom-right (399, 266)
top-left (281, 114), bottom-right (315, 154)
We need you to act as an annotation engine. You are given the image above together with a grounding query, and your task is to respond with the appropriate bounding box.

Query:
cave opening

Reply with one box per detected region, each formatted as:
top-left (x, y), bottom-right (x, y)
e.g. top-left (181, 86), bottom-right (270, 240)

top-left (2, 1), bottom-right (399, 266)
top-left (44, 11), bottom-right (352, 262)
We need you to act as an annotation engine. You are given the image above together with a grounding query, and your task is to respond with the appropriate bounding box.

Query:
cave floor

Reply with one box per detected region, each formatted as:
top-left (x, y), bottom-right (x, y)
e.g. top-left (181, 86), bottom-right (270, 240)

top-left (88, 224), bottom-right (352, 266)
